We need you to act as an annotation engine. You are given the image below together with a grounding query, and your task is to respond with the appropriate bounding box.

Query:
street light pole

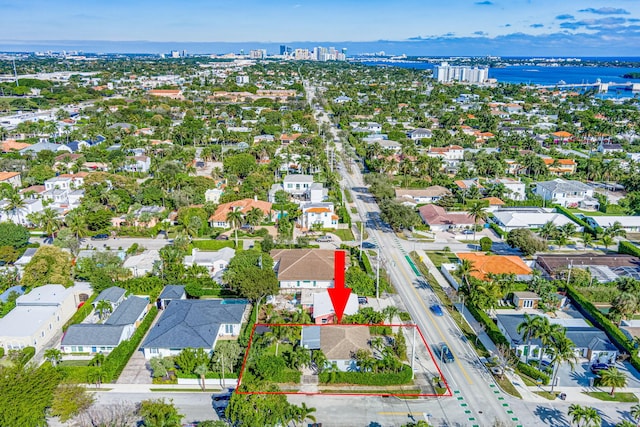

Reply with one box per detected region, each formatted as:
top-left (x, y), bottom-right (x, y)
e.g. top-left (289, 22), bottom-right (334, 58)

top-left (411, 326), bottom-right (416, 380)
top-left (376, 247), bottom-right (380, 300)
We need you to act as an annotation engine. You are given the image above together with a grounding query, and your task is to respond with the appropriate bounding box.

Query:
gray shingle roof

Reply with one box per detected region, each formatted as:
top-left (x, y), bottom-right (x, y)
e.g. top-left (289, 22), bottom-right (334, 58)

top-left (94, 286), bottom-right (126, 305)
top-left (159, 285), bottom-right (186, 300)
top-left (105, 296), bottom-right (148, 326)
top-left (536, 178), bottom-right (592, 193)
top-left (141, 300), bottom-right (246, 350)
top-left (61, 324), bottom-right (126, 346)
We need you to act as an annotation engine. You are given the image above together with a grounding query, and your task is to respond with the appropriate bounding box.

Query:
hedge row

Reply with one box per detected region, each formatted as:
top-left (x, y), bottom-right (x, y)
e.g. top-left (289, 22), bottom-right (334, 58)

top-left (319, 365), bottom-right (413, 385)
top-left (565, 284), bottom-right (640, 372)
top-left (554, 206), bottom-right (599, 236)
top-left (619, 241), bottom-right (640, 258)
top-left (488, 221), bottom-right (507, 238)
top-left (63, 294), bottom-right (97, 332)
top-left (517, 362), bottom-right (550, 385)
top-left (466, 304), bottom-right (509, 347)
top-left (60, 306), bottom-right (158, 383)
top-left (272, 369), bottom-right (302, 384)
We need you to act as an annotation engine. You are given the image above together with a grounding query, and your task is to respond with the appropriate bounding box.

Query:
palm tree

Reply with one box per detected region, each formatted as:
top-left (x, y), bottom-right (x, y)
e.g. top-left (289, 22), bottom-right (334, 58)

top-left (568, 404), bottom-right (586, 427)
top-left (467, 202), bottom-right (488, 250)
top-left (382, 306), bottom-right (400, 324)
top-left (296, 402), bottom-right (316, 427)
top-left (630, 403), bottom-right (640, 424)
top-left (194, 363), bottom-right (208, 392)
top-left (547, 332), bottom-right (578, 393)
top-left (245, 207), bottom-right (264, 227)
top-left (582, 233), bottom-right (594, 251)
top-left (4, 191), bottom-right (25, 225)
top-left (581, 407), bottom-right (601, 427)
top-left (600, 367), bottom-right (627, 397)
top-left (601, 235), bottom-right (613, 250)
top-left (615, 420), bottom-right (636, 427)
top-left (95, 300), bottom-right (112, 320)
top-left (456, 259), bottom-right (476, 293)
top-left (226, 209), bottom-right (244, 249)
top-left (534, 317), bottom-right (566, 363)
top-left (517, 314), bottom-right (540, 363)
top-left (604, 221), bottom-right (627, 240)
top-left (65, 210), bottom-right (88, 240)
top-left (44, 348), bottom-right (62, 367)
top-left (539, 221), bottom-right (557, 241)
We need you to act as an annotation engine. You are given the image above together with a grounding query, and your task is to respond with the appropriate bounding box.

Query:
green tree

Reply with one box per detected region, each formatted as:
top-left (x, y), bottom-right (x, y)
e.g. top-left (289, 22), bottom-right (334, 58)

top-left (194, 363), bottom-right (209, 392)
top-left (456, 259), bottom-right (476, 292)
top-left (517, 314), bottom-right (540, 363)
top-left (261, 233), bottom-right (275, 253)
top-left (95, 300), bottom-right (113, 320)
top-left (138, 398), bottom-right (184, 427)
top-left (467, 202), bottom-right (488, 249)
top-left (0, 222), bottom-right (30, 248)
top-left (65, 209), bottom-right (89, 239)
top-left (479, 236), bottom-right (493, 252)
top-left (599, 367), bottom-right (627, 397)
top-left (226, 209), bottom-right (244, 249)
top-left (223, 153), bottom-right (257, 179)
top-left (568, 404), bottom-right (586, 427)
top-left (379, 199), bottom-right (419, 231)
top-left (50, 382), bottom-right (94, 423)
top-left (21, 245), bottom-right (72, 287)
top-left (44, 348), bottom-right (62, 367)
top-left (546, 331), bottom-right (578, 393)
top-left (506, 228), bottom-right (547, 256)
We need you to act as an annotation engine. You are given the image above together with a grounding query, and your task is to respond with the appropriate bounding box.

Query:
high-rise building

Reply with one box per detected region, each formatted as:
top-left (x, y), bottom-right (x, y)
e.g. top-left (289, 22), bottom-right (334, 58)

top-left (250, 49), bottom-right (266, 59)
top-left (434, 62), bottom-right (488, 84)
top-left (280, 45), bottom-right (292, 56)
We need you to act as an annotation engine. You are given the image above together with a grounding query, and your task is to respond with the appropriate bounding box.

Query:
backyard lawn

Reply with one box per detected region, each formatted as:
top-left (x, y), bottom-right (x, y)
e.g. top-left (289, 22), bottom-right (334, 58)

top-left (425, 251), bottom-right (458, 268)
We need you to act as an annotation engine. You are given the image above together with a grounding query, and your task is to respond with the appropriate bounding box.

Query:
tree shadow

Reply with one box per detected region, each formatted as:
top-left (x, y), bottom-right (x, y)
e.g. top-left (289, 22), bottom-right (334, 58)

top-left (533, 405), bottom-right (568, 427)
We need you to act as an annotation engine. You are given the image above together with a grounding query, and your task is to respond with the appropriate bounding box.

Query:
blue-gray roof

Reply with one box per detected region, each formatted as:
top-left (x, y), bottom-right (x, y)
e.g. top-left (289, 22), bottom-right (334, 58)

top-left (94, 286), bottom-right (126, 305)
top-left (142, 300), bottom-right (246, 350)
top-left (61, 324), bottom-right (126, 346)
top-left (159, 285), bottom-right (185, 300)
top-left (105, 296), bottom-right (148, 326)
top-left (301, 326), bottom-right (321, 350)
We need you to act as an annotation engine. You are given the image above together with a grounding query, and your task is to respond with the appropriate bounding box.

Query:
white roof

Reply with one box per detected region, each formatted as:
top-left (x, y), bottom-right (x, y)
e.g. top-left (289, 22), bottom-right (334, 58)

top-left (0, 305), bottom-right (60, 337)
top-left (16, 284), bottom-right (70, 306)
top-left (312, 291), bottom-right (359, 318)
top-left (184, 247), bottom-right (235, 265)
top-left (123, 250), bottom-right (160, 271)
top-left (493, 211), bottom-right (577, 229)
top-left (283, 174), bottom-right (314, 183)
top-left (589, 216), bottom-right (640, 228)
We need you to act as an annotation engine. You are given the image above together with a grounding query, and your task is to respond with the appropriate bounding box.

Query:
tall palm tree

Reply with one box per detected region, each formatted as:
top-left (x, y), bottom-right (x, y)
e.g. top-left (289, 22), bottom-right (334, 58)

top-left (517, 314), bottom-right (540, 363)
top-left (245, 207), bottom-right (264, 227)
top-left (456, 259), bottom-right (476, 293)
top-left (65, 210), bottom-right (88, 240)
top-left (296, 402), bottom-right (316, 427)
top-left (547, 332), bottom-right (578, 393)
top-left (4, 191), bottom-right (25, 225)
top-left (95, 300), bottom-right (112, 320)
top-left (382, 306), bottom-right (400, 324)
top-left (226, 209), bottom-right (244, 249)
top-left (568, 404), bottom-right (587, 427)
top-left (194, 363), bottom-right (209, 392)
top-left (535, 317), bottom-right (566, 363)
top-left (630, 403), bottom-right (640, 424)
top-left (539, 221), bottom-right (557, 241)
top-left (467, 202), bottom-right (488, 250)
top-left (604, 221), bottom-right (627, 240)
top-left (600, 367), bottom-right (627, 397)
top-left (581, 407), bottom-right (601, 427)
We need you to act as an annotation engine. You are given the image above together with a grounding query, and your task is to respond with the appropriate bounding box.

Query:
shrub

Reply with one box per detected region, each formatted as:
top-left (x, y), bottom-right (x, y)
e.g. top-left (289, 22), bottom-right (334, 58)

top-left (555, 206), bottom-right (599, 236)
top-left (488, 221), bottom-right (507, 238)
top-left (319, 364), bottom-right (412, 385)
top-left (63, 295), bottom-right (97, 332)
top-left (466, 304), bottom-right (509, 346)
top-left (0, 347), bottom-right (4, 358)
top-left (619, 241), bottom-right (640, 258)
top-left (479, 236), bottom-right (493, 252)
top-left (517, 362), bottom-right (550, 385)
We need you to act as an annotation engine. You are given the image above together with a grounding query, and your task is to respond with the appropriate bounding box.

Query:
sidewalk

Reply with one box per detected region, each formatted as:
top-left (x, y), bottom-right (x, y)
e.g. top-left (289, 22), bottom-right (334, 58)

top-left (85, 380), bottom-right (238, 393)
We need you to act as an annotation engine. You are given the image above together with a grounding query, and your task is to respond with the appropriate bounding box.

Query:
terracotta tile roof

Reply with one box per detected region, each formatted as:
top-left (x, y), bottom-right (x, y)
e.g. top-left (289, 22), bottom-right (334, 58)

top-left (1, 140), bottom-right (31, 152)
top-left (543, 158), bottom-right (576, 166)
top-left (418, 204), bottom-right (477, 226)
top-left (456, 253), bottom-right (532, 280)
top-left (0, 171), bottom-right (20, 181)
top-left (59, 172), bottom-right (89, 178)
top-left (279, 133), bottom-right (302, 142)
top-left (20, 185), bottom-right (45, 194)
top-left (306, 207), bottom-right (331, 213)
top-left (270, 249), bottom-right (339, 281)
top-left (209, 198), bottom-right (272, 222)
top-left (552, 131), bottom-right (573, 138)
top-left (482, 197), bottom-right (505, 206)
top-left (149, 89), bottom-right (181, 95)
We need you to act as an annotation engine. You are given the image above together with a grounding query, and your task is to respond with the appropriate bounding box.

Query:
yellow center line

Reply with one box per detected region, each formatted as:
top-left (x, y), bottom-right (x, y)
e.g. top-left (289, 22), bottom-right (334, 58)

top-left (389, 252), bottom-right (474, 385)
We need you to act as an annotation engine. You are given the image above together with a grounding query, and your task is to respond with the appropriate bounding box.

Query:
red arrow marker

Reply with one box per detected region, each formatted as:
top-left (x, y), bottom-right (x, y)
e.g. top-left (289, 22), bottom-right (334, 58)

top-left (328, 250), bottom-right (351, 323)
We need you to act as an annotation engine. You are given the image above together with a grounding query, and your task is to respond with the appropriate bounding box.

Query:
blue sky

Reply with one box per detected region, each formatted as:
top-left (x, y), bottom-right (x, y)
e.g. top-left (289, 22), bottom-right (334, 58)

top-left (1, 0), bottom-right (640, 55)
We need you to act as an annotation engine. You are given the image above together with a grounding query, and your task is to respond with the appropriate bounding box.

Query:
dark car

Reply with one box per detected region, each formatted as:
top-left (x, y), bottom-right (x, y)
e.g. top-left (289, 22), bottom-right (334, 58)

top-left (90, 233), bottom-right (109, 240)
top-left (240, 224), bottom-right (255, 233)
top-left (430, 304), bottom-right (444, 316)
top-left (591, 363), bottom-right (609, 375)
top-left (215, 234), bottom-right (229, 240)
top-left (358, 296), bottom-right (368, 305)
top-left (440, 344), bottom-right (455, 363)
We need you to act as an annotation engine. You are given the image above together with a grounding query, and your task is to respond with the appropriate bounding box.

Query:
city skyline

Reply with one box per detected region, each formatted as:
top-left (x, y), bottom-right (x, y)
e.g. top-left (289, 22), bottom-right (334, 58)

top-left (1, 0), bottom-right (640, 55)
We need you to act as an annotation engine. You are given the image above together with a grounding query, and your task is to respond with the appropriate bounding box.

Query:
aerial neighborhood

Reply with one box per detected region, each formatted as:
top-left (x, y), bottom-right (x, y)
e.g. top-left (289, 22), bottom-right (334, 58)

top-left (2, 53), bottom-right (640, 426)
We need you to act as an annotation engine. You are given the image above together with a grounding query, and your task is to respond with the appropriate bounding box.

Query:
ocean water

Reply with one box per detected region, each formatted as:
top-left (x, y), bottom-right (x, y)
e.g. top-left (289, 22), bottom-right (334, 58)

top-left (360, 61), bottom-right (640, 87)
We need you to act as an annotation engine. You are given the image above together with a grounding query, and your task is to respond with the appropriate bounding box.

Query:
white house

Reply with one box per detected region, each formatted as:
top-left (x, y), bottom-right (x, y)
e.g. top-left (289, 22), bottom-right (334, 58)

top-left (426, 145), bottom-right (464, 162)
top-left (0, 198), bottom-right (44, 226)
top-left (488, 178), bottom-right (526, 201)
top-left (0, 283), bottom-right (92, 354)
top-left (535, 179), bottom-right (598, 209)
top-left (205, 188), bottom-right (224, 204)
top-left (183, 247), bottom-right (235, 277)
top-left (124, 155), bottom-right (151, 173)
top-left (300, 203), bottom-right (339, 230)
top-left (409, 128), bottom-right (433, 140)
top-left (492, 207), bottom-right (581, 232)
top-left (283, 175), bottom-right (314, 196)
top-left (585, 216), bottom-right (640, 233)
top-left (395, 186), bottom-right (451, 204)
top-left (123, 250), bottom-right (160, 277)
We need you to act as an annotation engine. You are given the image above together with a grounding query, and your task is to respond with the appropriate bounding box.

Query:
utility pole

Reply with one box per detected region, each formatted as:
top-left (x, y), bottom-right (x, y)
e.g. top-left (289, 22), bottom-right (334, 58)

top-left (411, 326), bottom-right (416, 380)
top-left (376, 247), bottom-right (380, 299)
top-left (359, 222), bottom-right (363, 259)
top-left (566, 260), bottom-right (573, 285)
top-left (221, 353), bottom-right (225, 388)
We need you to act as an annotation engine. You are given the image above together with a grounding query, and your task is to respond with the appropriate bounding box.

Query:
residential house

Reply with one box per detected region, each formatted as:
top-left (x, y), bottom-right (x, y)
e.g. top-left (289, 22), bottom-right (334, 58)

top-left (301, 325), bottom-right (371, 371)
top-left (148, 89), bottom-right (184, 99)
top-left (598, 143), bottom-right (624, 154)
top-left (542, 158), bottom-right (577, 175)
top-left (492, 207), bottom-right (581, 232)
top-left (0, 172), bottom-right (21, 188)
top-left (0, 198), bottom-right (44, 226)
top-left (311, 291), bottom-right (359, 324)
top-left (283, 174), bottom-right (314, 196)
top-left (124, 155), bottom-right (151, 173)
top-left (488, 178), bottom-right (526, 201)
top-left (271, 249), bottom-right (342, 289)
top-left (395, 186), bottom-right (452, 204)
top-left (183, 247), bottom-right (235, 277)
top-left (279, 133), bottom-right (302, 144)
top-left (454, 178), bottom-right (484, 192)
top-left (534, 179), bottom-right (597, 209)
top-left (300, 203), bottom-right (339, 230)
top-left (536, 254), bottom-right (640, 283)
top-left (205, 188), bottom-right (224, 204)
top-left (158, 285), bottom-right (186, 309)
top-left (408, 128), bottom-right (433, 140)
top-left (123, 250), bottom-right (160, 277)
top-left (418, 204), bottom-right (478, 231)
top-left (456, 253), bottom-right (532, 281)
top-left (551, 131), bottom-right (573, 143)
top-left (19, 141), bottom-right (71, 156)
top-left (93, 286), bottom-right (127, 311)
top-left (333, 96), bottom-right (352, 104)
top-left (61, 296), bottom-right (149, 354)
top-left (426, 145), bottom-right (464, 162)
top-left (141, 299), bottom-right (247, 359)
top-left (585, 216), bottom-right (640, 233)
top-left (0, 283), bottom-right (91, 354)
top-left (496, 314), bottom-right (617, 363)
top-left (208, 198), bottom-right (273, 229)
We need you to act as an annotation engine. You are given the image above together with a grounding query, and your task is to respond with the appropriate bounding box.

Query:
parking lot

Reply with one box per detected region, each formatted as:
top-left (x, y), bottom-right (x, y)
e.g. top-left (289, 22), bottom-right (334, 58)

top-left (554, 358), bottom-right (640, 389)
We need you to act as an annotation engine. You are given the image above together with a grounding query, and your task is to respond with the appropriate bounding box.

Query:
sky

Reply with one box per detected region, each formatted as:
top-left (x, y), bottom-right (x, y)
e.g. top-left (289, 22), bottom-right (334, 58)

top-left (1, 0), bottom-right (640, 55)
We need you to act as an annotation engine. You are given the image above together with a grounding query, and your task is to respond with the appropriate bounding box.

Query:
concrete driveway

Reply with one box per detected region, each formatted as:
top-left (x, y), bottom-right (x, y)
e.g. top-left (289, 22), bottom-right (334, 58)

top-left (554, 359), bottom-right (640, 389)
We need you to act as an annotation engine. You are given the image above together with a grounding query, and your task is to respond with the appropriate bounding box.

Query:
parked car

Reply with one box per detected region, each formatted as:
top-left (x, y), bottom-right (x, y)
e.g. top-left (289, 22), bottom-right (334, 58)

top-left (358, 296), bottom-right (368, 305)
top-left (462, 229), bottom-right (474, 235)
top-left (316, 235), bottom-right (332, 242)
top-left (440, 344), bottom-right (455, 363)
top-left (590, 363), bottom-right (609, 375)
top-left (430, 304), bottom-right (444, 316)
top-left (240, 224), bottom-right (255, 233)
top-left (215, 234), bottom-right (229, 241)
top-left (90, 233), bottom-right (109, 240)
